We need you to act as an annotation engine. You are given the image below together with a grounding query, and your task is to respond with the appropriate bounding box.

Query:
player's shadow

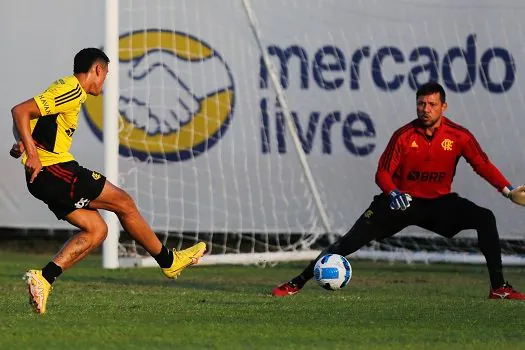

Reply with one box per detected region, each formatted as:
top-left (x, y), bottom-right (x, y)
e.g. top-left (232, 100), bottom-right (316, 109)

top-left (59, 274), bottom-right (270, 294)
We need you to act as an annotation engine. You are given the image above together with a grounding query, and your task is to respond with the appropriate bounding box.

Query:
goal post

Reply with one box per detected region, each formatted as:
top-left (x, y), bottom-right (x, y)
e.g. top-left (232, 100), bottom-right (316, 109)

top-left (102, 0), bottom-right (121, 269)
top-left (101, 0), bottom-right (525, 268)
top-left (102, 0), bottom-right (335, 268)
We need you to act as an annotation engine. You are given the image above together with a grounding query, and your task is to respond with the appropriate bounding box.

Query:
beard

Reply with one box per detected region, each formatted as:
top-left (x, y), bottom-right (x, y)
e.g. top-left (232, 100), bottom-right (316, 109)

top-left (418, 114), bottom-right (439, 127)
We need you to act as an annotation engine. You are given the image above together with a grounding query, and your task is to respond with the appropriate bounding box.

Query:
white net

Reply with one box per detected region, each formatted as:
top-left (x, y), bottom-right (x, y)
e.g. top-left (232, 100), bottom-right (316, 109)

top-left (106, 0), bottom-right (327, 266)
top-left (100, 0), bottom-right (525, 266)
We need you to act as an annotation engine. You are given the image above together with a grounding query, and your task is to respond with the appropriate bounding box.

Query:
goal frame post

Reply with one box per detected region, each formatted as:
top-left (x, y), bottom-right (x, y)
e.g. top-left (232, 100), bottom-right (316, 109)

top-left (102, 0), bottom-right (121, 269)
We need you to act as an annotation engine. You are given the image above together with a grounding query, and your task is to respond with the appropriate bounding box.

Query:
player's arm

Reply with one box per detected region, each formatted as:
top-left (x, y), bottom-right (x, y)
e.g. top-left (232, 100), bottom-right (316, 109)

top-left (375, 132), bottom-right (412, 210)
top-left (9, 123), bottom-right (25, 158)
top-left (11, 98), bottom-right (43, 182)
top-left (375, 136), bottom-right (401, 194)
top-left (460, 132), bottom-right (525, 205)
top-left (462, 133), bottom-right (510, 191)
top-left (12, 80), bottom-right (82, 180)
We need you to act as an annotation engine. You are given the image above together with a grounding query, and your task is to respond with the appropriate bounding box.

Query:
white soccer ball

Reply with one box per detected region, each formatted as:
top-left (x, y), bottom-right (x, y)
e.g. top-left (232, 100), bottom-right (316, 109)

top-left (313, 254), bottom-right (352, 291)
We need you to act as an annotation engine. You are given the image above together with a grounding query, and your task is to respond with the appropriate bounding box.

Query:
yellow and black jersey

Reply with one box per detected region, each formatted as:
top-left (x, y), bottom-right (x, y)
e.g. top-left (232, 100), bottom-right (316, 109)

top-left (23, 75), bottom-right (87, 166)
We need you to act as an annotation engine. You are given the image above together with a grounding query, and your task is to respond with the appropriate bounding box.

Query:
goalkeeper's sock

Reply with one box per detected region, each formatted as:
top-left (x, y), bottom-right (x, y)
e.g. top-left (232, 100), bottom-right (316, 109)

top-left (291, 275), bottom-right (307, 288)
top-left (42, 261), bottom-right (63, 285)
top-left (489, 269), bottom-right (505, 290)
top-left (153, 245), bottom-right (174, 268)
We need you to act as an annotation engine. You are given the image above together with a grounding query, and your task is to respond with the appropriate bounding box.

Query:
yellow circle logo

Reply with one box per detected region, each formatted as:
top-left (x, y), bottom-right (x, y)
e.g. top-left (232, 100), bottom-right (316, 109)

top-left (82, 29), bottom-right (235, 161)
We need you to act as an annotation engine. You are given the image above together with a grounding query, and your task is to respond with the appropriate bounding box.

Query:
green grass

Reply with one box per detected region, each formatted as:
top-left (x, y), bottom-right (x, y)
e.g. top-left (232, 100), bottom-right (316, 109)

top-left (1, 251), bottom-right (525, 350)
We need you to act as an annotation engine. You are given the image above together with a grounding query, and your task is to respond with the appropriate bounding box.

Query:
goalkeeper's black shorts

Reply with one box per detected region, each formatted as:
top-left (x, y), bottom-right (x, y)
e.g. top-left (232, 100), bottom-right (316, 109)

top-left (350, 192), bottom-right (494, 241)
top-left (25, 161), bottom-right (106, 220)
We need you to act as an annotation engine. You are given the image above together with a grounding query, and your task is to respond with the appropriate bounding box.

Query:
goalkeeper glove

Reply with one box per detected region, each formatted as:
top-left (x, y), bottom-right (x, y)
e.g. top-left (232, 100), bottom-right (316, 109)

top-left (502, 185), bottom-right (525, 206)
top-left (389, 190), bottom-right (412, 210)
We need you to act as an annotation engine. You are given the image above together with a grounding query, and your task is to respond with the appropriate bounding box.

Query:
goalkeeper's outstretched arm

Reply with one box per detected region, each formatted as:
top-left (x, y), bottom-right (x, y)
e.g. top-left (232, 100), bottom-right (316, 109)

top-left (461, 132), bottom-right (525, 206)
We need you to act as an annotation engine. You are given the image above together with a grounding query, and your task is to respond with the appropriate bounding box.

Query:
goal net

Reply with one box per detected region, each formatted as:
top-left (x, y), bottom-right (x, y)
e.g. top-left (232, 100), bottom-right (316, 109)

top-left (100, 0), bottom-right (525, 267)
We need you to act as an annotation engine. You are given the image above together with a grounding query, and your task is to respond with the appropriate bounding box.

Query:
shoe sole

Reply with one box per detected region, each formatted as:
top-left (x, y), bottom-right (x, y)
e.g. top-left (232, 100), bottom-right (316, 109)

top-left (25, 274), bottom-right (45, 314)
top-left (489, 295), bottom-right (525, 300)
top-left (27, 284), bottom-right (42, 313)
top-left (272, 291), bottom-right (299, 297)
top-left (272, 287), bottom-right (300, 297)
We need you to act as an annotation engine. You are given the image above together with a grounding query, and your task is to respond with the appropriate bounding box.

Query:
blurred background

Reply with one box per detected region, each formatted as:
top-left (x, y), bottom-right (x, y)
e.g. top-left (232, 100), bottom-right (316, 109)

top-left (2, 0), bottom-right (525, 265)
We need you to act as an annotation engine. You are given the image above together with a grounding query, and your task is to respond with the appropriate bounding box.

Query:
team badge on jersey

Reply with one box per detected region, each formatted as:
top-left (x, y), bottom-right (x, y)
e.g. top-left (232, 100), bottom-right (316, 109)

top-left (65, 128), bottom-right (76, 137)
top-left (441, 138), bottom-right (453, 151)
top-left (92, 171), bottom-right (101, 180)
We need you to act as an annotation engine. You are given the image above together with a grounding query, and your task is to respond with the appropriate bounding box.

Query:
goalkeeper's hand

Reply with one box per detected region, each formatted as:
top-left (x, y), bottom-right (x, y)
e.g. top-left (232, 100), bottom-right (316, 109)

top-left (389, 190), bottom-right (412, 210)
top-left (503, 185), bottom-right (525, 206)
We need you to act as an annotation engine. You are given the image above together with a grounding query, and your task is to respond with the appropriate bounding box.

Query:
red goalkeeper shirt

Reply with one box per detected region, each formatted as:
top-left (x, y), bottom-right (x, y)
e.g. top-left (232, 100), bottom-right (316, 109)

top-left (375, 117), bottom-right (510, 199)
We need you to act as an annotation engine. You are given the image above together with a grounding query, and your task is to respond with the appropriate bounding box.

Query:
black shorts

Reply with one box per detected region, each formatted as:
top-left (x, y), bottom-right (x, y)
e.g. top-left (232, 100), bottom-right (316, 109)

top-left (357, 192), bottom-right (493, 240)
top-left (328, 192), bottom-right (498, 258)
top-left (26, 161), bottom-right (106, 220)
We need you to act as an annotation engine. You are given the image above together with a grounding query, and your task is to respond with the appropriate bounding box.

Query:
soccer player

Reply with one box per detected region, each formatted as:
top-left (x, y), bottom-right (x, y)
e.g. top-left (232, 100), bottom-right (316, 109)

top-left (10, 48), bottom-right (206, 314)
top-left (272, 81), bottom-right (525, 300)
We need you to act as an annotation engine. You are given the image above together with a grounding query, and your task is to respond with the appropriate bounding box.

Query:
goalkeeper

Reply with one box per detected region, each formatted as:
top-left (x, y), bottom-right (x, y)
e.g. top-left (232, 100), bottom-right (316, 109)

top-left (273, 81), bottom-right (525, 300)
top-left (10, 48), bottom-right (206, 315)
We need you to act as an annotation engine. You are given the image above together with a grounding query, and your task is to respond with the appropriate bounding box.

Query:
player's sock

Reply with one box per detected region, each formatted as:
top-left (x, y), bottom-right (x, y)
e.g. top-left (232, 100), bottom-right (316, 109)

top-left (153, 245), bottom-right (174, 268)
top-left (488, 269), bottom-right (505, 290)
top-left (293, 259), bottom-right (318, 287)
top-left (475, 218), bottom-right (507, 290)
top-left (291, 275), bottom-right (307, 288)
top-left (42, 261), bottom-right (63, 285)
top-left (477, 228), bottom-right (505, 289)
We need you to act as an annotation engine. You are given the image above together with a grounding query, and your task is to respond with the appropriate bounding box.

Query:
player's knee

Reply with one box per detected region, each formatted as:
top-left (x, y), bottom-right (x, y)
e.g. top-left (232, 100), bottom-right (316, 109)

top-left (85, 220), bottom-right (108, 246)
top-left (476, 207), bottom-right (496, 227)
top-left (96, 224), bottom-right (108, 246)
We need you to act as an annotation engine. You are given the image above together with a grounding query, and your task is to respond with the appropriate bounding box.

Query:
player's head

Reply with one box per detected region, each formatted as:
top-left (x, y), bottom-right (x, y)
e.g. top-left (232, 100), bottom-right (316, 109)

top-left (74, 48), bottom-right (110, 96)
top-left (416, 81), bottom-right (447, 128)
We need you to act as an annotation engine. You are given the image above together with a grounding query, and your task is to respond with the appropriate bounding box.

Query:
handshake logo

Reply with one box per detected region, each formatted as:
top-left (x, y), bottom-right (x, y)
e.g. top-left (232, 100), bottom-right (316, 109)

top-left (118, 51), bottom-right (205, 135)
top-left (83, 30), bottom-right (235, 162)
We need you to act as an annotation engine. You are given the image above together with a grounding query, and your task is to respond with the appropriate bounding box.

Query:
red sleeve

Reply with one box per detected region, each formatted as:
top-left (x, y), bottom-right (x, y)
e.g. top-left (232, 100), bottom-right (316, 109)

top-left (375, 131), bottom-right (404, 194)
top-left (462, 133), bottom-right (510, 191)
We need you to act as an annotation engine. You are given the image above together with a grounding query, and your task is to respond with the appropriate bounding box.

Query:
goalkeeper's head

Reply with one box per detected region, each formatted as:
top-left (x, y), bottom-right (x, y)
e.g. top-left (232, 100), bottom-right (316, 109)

top-left (416, 81), bottom-right (448, 129)
top-left (73, 48), bottom-right (110, 96)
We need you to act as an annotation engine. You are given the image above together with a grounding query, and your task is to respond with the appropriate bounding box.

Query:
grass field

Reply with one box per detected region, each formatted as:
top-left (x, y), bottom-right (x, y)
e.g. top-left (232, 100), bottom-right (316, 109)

top-left (1, 251), bottom-right (525, 350)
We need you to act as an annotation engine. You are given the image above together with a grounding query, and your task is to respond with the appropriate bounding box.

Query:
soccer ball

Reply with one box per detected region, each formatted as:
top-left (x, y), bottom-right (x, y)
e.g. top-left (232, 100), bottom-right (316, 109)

top-left (313, 254), bottom-right (352, 291)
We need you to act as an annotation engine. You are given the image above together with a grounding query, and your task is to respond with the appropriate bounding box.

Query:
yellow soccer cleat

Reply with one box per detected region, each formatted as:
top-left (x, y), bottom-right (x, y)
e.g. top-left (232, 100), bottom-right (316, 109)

top-left (24, 270), bottom-right (52, 314)
top-left (162, 242), bottom-right (207, 279)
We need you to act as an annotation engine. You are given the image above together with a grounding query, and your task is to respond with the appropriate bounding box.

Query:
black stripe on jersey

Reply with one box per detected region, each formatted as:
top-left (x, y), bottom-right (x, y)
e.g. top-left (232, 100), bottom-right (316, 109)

top-left (55, 89), bottom-right (82, 107)
top-left (32, 114), bottom-right (59, 152)
top-left (55, 84), bottom-right (80, 103)
top-left (379, 124), bottom-right (413, 170)
top-left (444, 119), bottom-right (489, 162)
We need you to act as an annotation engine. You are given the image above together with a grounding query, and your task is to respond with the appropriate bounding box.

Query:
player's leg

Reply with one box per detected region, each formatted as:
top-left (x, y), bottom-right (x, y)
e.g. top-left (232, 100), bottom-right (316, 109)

top-left (88, 179), bottom-right (205, 278)
top-left (293, 195), bottom-right (410, 286)
top-left (421, 193), bottom-right (525, 300)
top-left (53, 209), bottom-right (108, 270)
top-left (88, 180), bottom-right (163, 255)
top-left (25, 208), bottom-right (107, 314)
top-left (272, 194), bottom-right (411, 296)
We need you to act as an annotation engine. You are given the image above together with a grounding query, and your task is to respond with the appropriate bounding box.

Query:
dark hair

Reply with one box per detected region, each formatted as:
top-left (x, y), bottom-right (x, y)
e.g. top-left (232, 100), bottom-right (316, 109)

top-left (416, 81), bottom-right (446, 103)
top-left (73, 48), bottom-right (110, 74)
